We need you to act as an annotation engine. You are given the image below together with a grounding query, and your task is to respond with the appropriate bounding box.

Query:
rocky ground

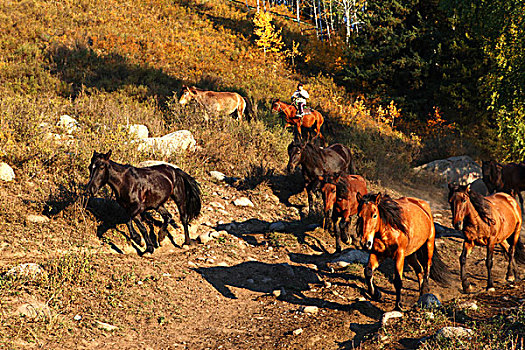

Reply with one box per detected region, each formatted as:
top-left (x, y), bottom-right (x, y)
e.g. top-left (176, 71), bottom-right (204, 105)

top-left (1, 168), bottom-right (524, 349)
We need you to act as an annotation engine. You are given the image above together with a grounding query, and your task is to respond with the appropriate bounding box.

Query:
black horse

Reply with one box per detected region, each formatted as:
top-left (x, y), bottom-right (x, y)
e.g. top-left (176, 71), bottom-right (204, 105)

top-left (86, 151), bottom-right (201, 253)
top-left (482, 160), bottom-right (525, 213)
top-left (287, 141), bottom-right (356, 216)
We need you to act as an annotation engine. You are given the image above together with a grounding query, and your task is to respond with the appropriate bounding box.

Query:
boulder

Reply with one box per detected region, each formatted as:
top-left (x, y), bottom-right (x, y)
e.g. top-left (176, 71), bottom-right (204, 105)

top-left (6, 263), bottom-right (48, 280)
top-left (414, 156), bottom-right (481, 185)
top-left (57, 115), bottom-right (79, 134)
top-left (26, 215), bottom-right (50, 224)
top-left (128, 124), bottom-right (149, 139)
top-left (0, 163), bottom-right (15, 182)
top-left (136, 130), bottom-right (196, 156)
top-left (417, 293), bottom-right (442, 309)
top-left (435, 326), bottom-right (473, 340)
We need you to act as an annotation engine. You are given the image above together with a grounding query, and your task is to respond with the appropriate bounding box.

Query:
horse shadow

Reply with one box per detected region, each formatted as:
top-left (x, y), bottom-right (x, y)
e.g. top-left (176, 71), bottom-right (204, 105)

top-left (47, 41), bottom-right (183, 106)
top-left (195, 261), bottom-right (352, 311)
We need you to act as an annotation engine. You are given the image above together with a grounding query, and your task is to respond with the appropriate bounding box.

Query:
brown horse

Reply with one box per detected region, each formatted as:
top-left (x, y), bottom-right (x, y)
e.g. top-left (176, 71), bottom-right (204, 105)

top-left (356, 193), bottom-right (449, 311)
top-left (320, 173), bottom-right (367, 253)
top-left (179, 86), bottom-right (246, 121)
top-left (482, 160), bottom-right (525, 212)
top-left (271, 99), bottom-right (325, 144)
top-left (448, 184), bottom-right (525, 293)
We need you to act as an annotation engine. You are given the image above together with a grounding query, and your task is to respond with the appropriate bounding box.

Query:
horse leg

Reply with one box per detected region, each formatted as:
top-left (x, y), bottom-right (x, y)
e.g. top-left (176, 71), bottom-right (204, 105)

top-left (393, 250), bottom-right (406, 311)
top-left (518, 191), bottom-right (524, 215)
top-left (460, 240), bottom-right (474, 293)
top-left (500, 240), bottom-right (518, 283)
top-left (140, 212), bottom-right (159, 249)
top-left (340, 216), bottom-right (351, 245)
top-left (486, 243), bottom-right (496, 291)
top-left (134, 218), bottom-right (155, 254)
top-left (156, 205), bottom-right (174, 246)
top-left (334, 217), bottom-right (342, 254)
top-left (407, 254), bottom-right (425, 295)
top-left (174, 200), bottom-right (193, 247)
top-left (125, 220), bottom-right (143, 246)
top-left (365, 253), bottom-right (381, 301)
top-left (422, 237), bottom-right (433, 294)
top-left (305, 184), bottom-right (315, 217)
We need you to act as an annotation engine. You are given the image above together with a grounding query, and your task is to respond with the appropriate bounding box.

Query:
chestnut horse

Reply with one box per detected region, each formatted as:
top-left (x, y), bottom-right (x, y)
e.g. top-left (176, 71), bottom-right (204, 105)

top-left (319, 173), bottom-right (367, 253)
top-left (448, 184), bottom-right (525, 293)
top-left (287, 141), bottom-right (356, 216)
top-left (179, 86), bottom-right (246, 121)
top-left (356, 193), bottom-right (449, 311)
top-left (482, 160), bottom-right (525, 212)
top-left (86, 151), bottom-right (201, 254)
top-left (271, 99), bottom-right (325, 144)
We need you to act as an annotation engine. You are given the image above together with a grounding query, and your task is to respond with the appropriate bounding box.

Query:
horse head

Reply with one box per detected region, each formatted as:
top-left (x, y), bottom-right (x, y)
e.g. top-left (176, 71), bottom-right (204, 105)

top-left (356, 192), bottom-right (382, 250)
top-left (271, 99), bottom-right (282, 113)
top-left (448, 183), bottom-right (470, 231)
top-left (320, 173), bottom-right (340, 215)
top-left (287, 141), bottom-right (305, 173)
top-left (179, 85), bottom-right (195, 106)
top-left (86, 150), bottom-right (112, 197)
top-left (481, 160), bottom-right (503, 193)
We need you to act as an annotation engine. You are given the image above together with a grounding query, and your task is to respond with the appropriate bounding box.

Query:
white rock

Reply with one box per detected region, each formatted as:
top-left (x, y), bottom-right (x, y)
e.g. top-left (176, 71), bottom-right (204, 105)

top-left (269, 222), bottom-right (286, 231)
top-left (436, 327), bottom-right (473, 340)
top-left (209, 171), bottom-right (226, 181)
top-left (6, 263), bottom-right (47, 279)
top-left (210, 231), bottom-right (223, 239)
top-left (74, 314), bottom-right (82, 321)
top-left (26, 215), bottom-right (50, 224)
top-left (272, 289), bottom-right (282, 297)
top-left (293, 328), bottom-right (303, 336)
top-left (198, 232), bottom-right (213, 245)
top-left (136, 130), bottom-right (196, 156)
top-left (381, 311), bottom-right (403, 326)
top-left (301, 306), bottom-right (319, 314)
top-left (137, 160), bottom-right (179, 169)
top-left (128, 124), bottom-right (149, 139)
top-left (233, 197), bottom-right (254, 207)
top-left (95, 320), bottom-right (118, 331)
top-left (57, 115), bottom-right (79, 134)
top-left (0, 163), bottom-right (15, 182)
top-left (16, 301), bottom-right (51, 319)
top-left (457, 300), bottom-right (478, 311)
top-left (414, 156), bottom-right (482, 186)
top-left (209, 201), bottom-right (226, 210)
top-left (332, 249), bottom-right (370, 265)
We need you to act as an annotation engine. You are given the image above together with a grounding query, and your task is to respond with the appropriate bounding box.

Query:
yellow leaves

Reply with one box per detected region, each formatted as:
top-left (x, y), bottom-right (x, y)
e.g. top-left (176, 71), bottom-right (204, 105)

top-left (253, 11), bottom-right (284, 55)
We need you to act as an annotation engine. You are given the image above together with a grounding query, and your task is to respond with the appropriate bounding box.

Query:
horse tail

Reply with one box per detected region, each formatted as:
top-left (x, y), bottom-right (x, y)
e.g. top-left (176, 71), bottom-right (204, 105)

top-left (514, 235), bottom-right (525, 265)
top-left (174, 168), bottom-right (202, 222)
top-left (427, 246), bottom-right (452, 286)
top-left (244, 96), bottom-right (256, 121)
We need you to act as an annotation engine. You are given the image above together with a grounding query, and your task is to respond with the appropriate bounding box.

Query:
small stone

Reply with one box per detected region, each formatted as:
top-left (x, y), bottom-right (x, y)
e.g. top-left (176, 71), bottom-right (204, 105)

top-left (217, 262), bottom-right (229, 267)
top-left (331, 249), bottom-right (369, 266)
top-left (457, 300), bottom-right (478, 311)
top-left (293, 328), bottom-right (303, 336)
top-left (272, 289), bottom-right (281, 297)
top-left (381, 311), bottom-right (403, 326)
top-left (95, 320), bottom-right (118, 331)
top-left (26, 215), bottom-right (50, 224)
top-left (209, 201), bottom-right (225, 210)
top-left (188, 261), bottom-right (198, 268)
top-left (435, 326), bottom-right (473, 340)
top-left (0, 163), bottom-right (15, 182)
top-left (301, 306), bottom-right (319, 314)
top-left (210, 171), bottom-right (226, 181)
top-left (57, 115), bottom-right (79, 134)
top-left (210, 231), bottom-right (223, 239)
top-left (198, 232), bottom-right (212, 245)
top-left (128, 124), bottom-right (149, 139)
top-left (74, 314), bottom-right (82, 321)
top-left (417, 294), bottom-right (442, 309)
top-left (324, 281), bottom-right (332, 288)
top-left (336, 261), bottom-right (350, 268)
top-left (233, 197), bottom-right (254, 207)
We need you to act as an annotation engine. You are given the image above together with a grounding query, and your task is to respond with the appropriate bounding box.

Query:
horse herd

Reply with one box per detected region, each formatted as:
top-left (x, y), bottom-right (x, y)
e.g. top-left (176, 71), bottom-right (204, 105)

top-left (85, 87), bottom-right (525, 311)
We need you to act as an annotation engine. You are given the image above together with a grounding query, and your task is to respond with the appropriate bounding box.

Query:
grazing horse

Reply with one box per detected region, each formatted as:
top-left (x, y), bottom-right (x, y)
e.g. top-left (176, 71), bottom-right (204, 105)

top-left (86, 151), bottom-right (201, 254)
top-left (287, 141), bottom-right (356, 216)
top-left (179, 85), bottom-right (246, 121)
top-left (319, 173), bottom-right (367, 253)
top-left (356, 193), bottom-right (449, 311)
top-left (272, 99), bottom-right (325, 144)
top-left (448, 184), bottom-right (525, 293)
top-left (482, 160), bottom-right (525, 212)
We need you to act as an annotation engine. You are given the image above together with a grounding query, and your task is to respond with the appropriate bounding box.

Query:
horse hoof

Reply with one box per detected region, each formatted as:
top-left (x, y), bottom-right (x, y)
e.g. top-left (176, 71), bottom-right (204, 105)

top-left (182, 240), bottom-right (198, 248)
top-left (143, 246), bottom-right (155, 255)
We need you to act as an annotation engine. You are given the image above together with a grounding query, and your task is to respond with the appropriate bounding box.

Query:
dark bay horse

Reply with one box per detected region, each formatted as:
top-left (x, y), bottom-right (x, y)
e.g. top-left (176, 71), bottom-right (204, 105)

top-left (356, 193), bottom-right (450, 311)
top-left (86, 151), bottom-right (201, 254)
top-left (320, 173), bottom-right (367, 253)
top-left (448, 184), bottom-right (525, 293)
top-left (272, 99), bottom-right (325, 144)
top-left (287, 141), bottom-right (356, 216)
top-left (179, 85), bottom-right (246, 121)
top-left (482, 160), bottom-right (525, 212)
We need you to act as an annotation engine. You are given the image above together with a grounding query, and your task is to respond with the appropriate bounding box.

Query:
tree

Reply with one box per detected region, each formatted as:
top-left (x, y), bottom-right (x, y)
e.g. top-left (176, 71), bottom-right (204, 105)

top-left (253, 11), bottom-right (284, 57)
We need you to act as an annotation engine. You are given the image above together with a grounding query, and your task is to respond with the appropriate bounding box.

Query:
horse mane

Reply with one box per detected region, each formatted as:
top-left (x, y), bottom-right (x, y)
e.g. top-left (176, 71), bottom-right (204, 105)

top-left (359, 193), bottom-right (408, 234)
top-left (468, 189), bottom-right (495, 225)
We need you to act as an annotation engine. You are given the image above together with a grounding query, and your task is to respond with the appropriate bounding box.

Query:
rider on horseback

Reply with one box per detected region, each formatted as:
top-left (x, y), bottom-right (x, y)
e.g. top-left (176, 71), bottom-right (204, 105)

top-left (291, 83), bottom-right (309, 119)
